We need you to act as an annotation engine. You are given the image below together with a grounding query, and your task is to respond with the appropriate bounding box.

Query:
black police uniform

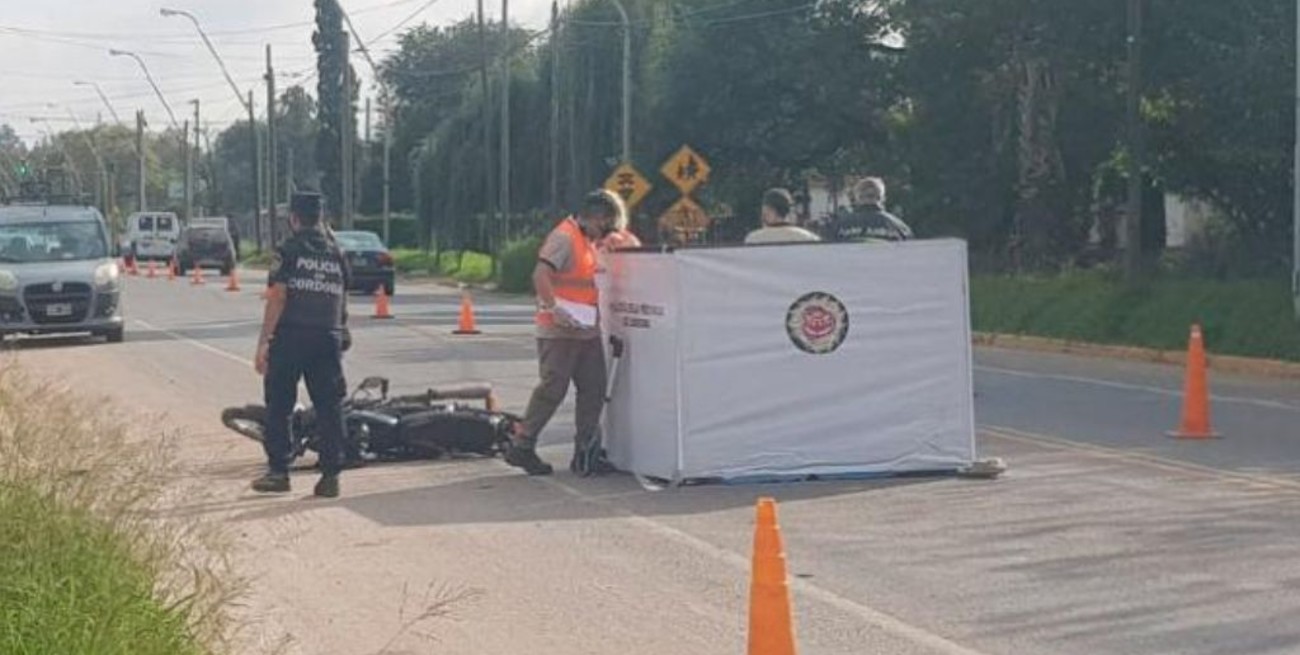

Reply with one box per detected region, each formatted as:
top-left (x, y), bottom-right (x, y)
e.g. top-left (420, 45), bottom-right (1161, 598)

top-left (826, 203), bottom-right (914, 243)
top-left (262, 221), bottom-right (352, 478)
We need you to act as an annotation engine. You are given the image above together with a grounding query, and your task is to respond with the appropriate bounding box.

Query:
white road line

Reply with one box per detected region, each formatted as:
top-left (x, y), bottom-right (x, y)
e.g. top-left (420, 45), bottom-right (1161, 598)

top-left (543, 476), bottom-right (992, 655)
top-left (133, 318), bottom-right (253, 368)
top-left (976, 365), bottom-right (1300, 413)
top-left (982, 424), bottom-right (1300, 493)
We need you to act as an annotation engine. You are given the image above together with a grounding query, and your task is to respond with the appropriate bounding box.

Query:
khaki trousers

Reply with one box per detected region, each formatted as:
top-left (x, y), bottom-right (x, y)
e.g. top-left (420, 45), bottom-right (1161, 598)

top-left (520, 337), bottom-right (607, 451)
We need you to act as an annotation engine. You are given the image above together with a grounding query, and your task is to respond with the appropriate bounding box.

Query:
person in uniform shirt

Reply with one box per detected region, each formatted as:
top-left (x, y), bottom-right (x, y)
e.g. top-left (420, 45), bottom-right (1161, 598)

top-left (744, 187), bottom-right (822, 245)
top-left (826, 177), bottom-right (914, 243)
top-left (504, 190), bottom-right (621, 477)
top-left (252, 191), bottom-right (353, 498)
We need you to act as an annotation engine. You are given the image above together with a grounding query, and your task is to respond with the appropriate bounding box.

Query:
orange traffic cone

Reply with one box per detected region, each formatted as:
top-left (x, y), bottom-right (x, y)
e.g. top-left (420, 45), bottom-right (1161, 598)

top-left (167, 258), bottom-right (176, 281)
top-left (453, 287), bottom-right (482, 335)
top-left (127, 257), bottom-right (139, 276)
top-left (1169, 324), bottom-right (1218, 439)
top-left (225, 267), bottom-right (241, 292)
top-left (147, 260), bottom-right (157, 278)
top-left (372, 285), bottom-right (394, 319)
top-left (748, 498), bottom-right (797, 655)
top-left (190, 265), bottom-right (205, 286)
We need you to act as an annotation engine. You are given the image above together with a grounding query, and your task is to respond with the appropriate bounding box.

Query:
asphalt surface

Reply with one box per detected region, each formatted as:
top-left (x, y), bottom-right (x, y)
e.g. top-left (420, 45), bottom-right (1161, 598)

top-left (5, 270), bottom-right (1300, 655)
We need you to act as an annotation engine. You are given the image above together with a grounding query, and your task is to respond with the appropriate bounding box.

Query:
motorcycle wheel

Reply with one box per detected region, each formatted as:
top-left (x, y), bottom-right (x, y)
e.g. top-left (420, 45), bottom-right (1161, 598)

top-left (221, 405), bottom-right (268, 443)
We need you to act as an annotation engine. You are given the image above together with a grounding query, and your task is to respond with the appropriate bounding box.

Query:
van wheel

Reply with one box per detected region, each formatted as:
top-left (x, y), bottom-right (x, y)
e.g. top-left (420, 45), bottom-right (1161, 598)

top-left (105, 328), bottom-right (125, 344)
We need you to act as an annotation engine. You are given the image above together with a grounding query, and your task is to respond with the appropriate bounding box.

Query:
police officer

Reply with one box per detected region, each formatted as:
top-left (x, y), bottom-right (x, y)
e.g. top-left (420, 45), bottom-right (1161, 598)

top-left (252, 191), bottom-right (353, 498)
top-left (825, 177), bottom-right (914, 243)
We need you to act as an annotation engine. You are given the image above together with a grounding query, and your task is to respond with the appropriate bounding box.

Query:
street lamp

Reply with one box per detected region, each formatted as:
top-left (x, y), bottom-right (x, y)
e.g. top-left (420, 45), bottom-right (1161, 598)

top-left (73, 80), bottom-right (123, 127)
top-left (161, 7), bottom-right (263, 249)
top-left (108, 48), bottom-right (180, 130)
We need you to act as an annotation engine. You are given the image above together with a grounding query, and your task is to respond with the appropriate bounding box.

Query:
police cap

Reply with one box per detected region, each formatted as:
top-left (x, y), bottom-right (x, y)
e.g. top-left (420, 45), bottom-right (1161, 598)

top-left (290, 192), bottom-right (323, 224)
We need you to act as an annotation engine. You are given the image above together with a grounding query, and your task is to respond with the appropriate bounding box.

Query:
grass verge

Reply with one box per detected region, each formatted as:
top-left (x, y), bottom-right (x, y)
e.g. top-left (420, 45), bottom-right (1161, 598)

top-left (971, 272), bottom-right (1300, 362)
top-left (391, 249), bottom-right (495, 284)
top-left (0, 365), bottom-right (240, 654)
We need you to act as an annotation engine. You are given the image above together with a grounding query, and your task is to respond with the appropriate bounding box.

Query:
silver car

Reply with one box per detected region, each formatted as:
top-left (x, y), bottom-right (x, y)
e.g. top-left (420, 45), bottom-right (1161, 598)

top-left (0, 203), bottom-right (125, 343)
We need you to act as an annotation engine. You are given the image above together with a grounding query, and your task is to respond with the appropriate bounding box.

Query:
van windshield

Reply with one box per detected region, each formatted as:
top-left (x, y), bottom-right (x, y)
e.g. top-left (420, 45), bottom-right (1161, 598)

top-left (0, 222), bottom-right (108, 263)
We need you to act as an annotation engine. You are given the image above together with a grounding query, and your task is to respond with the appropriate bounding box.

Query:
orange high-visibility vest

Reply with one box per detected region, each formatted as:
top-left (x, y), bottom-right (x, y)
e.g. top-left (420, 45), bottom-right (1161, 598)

top-left (538, 217), bottom-right (598, 327)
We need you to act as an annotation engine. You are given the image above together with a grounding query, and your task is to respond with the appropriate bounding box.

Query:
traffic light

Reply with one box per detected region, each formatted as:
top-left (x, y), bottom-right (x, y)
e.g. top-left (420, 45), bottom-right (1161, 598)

top-left (15, 160), bottom-right (29, 178)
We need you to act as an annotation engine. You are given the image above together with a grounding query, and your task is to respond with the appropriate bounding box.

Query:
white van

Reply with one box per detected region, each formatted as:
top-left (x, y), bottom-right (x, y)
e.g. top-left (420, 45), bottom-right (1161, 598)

top-left (126, 212), bottom-right (181, 261)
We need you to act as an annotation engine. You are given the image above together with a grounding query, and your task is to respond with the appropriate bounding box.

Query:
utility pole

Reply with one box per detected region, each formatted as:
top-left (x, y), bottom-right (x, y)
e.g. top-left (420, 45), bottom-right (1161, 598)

top-left (1124, 0), bottom-right (1144, 283)
top-left (342, 32), bottom-right (355, 229)
top-left (500, 0), bottom-right (511, 252)
top-left (250, 90), bottom-right (263, 251)
top-left (183, 119), bottom-right (192, 220)
top-left (189, 99), bottom-right (200, 215)
top-left (549, 0), bottom-right (560, 214)
top-left (266, 45), bottom-right (279, 244)
top-left (1293, 0), bottom-right (1300, 319)
top-left (334, 0), bottom-right (393, 243)
top-left (610, 0), bottom-right (631, 164)
top-left (382, 96), bottom-right (392, 245)
top-left (286, 145), bottom-right (295, 201)
top-left (136, 110), bottom-right (147, 212)
top-left (477, 0), bottom-right (494, 251)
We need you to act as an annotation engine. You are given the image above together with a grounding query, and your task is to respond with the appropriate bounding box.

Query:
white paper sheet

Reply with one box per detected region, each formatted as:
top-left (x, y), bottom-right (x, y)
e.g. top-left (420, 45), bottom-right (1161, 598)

top-left (556, 298), bottom-right (598, 328)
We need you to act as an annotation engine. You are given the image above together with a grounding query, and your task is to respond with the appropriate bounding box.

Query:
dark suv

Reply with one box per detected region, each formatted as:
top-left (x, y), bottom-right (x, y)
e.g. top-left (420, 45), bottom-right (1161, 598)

top-left (175, 225), bottom-right (236, 276)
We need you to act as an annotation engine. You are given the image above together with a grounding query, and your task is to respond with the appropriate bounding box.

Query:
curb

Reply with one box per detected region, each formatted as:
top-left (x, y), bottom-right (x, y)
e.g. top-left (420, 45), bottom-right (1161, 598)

top-left (973, 332), bottom-right (1300, 381)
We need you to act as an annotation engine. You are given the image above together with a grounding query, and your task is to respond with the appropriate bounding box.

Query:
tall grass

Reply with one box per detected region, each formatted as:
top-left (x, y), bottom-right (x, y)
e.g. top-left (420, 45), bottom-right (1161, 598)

top-left (972, 272), bottom-right (1300, 361)
top-left (0, 365), bottom-right (242, 654)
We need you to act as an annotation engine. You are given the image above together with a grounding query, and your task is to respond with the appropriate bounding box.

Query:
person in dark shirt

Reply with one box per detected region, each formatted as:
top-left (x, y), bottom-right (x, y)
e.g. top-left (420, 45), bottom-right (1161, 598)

top-left (826, 177), bottom-right (914, 243)
top-left (252, 191), bottom-right (353, 498)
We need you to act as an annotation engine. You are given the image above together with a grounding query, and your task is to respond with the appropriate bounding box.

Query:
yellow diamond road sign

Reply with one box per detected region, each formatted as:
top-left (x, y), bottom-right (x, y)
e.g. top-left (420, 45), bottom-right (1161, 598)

top-left (661, 145), bottom-right (711, 196)
top-left (657, 196), bottom-right (710, 235)
top-left (604, 163), bottom-right (652, 211)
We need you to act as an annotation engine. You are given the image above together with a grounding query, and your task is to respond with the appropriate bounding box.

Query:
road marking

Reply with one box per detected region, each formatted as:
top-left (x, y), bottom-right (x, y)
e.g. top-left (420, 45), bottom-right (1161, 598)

top-left (976, 365), bottom-right (1300, 413)
top-left (133, 318), bottom-right (253, 368)
top-left (542, 476), bottom-right (992, 655)
top-left (982, 424), bottom-right (1300, 493)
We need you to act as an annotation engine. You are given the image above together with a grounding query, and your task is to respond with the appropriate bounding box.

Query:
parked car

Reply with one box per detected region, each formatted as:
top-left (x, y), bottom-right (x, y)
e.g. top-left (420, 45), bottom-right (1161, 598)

top-left (0, 202), bottom-right (125, 344)
top-left (175, 224), bottom-right (236, 276)
top-left (125, 211), bottom-right (181, 262)
top-left (333, 230), bottom-right (395, 296)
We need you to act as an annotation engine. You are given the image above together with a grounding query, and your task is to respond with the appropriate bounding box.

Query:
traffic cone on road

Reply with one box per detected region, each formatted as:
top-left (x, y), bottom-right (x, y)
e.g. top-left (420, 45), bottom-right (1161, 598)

top-left (190, 265), bottom-right (205, 286)
top-left (372, 285), bottom-right (394, 319)
top-left (453, 287), bottom-right (482, 335)
top-left (167, 258), bottom-right (177, 281)
top-left (225, 267), bottom-right (241, 292)
top-left (748, 497), bottom-right (798, 655)
top-left (1169, 323), bottom-right (1218, 440)
top-left (147, 260), bottom-right (157, 278)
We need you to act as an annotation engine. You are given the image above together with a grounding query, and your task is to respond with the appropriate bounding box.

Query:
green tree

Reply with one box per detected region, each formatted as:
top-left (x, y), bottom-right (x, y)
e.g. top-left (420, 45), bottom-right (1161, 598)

top-left (314, 0), bottom-right (357, 222)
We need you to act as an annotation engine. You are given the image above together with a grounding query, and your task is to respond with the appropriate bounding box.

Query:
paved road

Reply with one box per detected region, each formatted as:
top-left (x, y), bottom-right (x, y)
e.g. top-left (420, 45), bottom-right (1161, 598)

top-left (5, 271), bottom-right (1300, 655)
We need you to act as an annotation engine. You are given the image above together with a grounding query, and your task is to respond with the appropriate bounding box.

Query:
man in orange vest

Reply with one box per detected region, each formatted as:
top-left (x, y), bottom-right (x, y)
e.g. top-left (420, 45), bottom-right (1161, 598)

top-left (505, 190), bottom-right (622, 477)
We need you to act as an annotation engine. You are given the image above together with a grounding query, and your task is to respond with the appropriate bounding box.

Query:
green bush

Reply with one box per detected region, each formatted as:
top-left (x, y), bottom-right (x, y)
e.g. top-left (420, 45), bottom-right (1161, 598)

top-left (447, 251), bottom-right (495, 283)
top-left (498, 236), bottom-right (543, 294)
top-left (392, 248), bottom-right (439, 275)
top-left (0, 486), bottom-right (202, 655)
top-left (972, 271), bottom-right (1300, 361)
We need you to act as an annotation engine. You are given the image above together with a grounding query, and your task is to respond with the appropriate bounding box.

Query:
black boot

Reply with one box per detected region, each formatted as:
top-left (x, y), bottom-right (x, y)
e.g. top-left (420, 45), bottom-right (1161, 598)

top-left (252, 472), bottom-right (290, 493)
top-left (314, 474), bottom-right (340, 498)
top-left (505, 444), bottom-right (553, 476)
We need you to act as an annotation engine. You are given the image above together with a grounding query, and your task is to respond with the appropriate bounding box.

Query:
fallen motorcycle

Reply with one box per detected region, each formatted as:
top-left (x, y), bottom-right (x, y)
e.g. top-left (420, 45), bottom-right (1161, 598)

top-left (220, 376), bottom-right (520, 469)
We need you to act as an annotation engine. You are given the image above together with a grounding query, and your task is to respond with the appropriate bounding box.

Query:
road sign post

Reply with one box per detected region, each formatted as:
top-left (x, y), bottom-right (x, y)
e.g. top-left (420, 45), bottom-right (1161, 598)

top-left (657, 145), bottom-right (712, 243)
top-left (603, 163), bottom-right (652, 212)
